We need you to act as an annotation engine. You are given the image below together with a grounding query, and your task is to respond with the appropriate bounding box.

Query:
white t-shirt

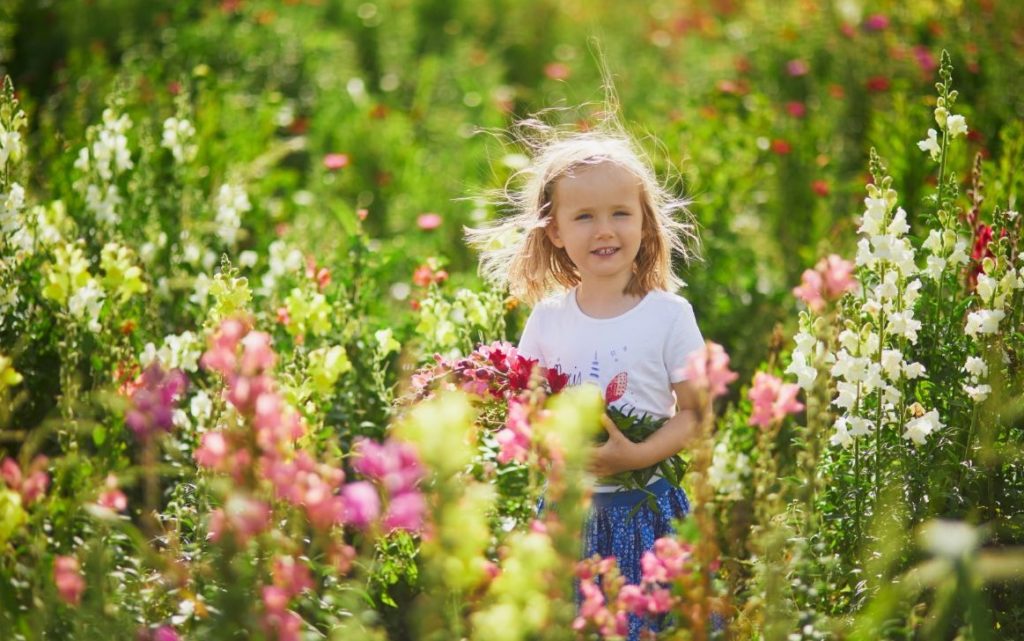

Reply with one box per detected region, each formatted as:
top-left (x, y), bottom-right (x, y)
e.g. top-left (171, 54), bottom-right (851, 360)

top-left (518, 287), bottom-right (705, 490)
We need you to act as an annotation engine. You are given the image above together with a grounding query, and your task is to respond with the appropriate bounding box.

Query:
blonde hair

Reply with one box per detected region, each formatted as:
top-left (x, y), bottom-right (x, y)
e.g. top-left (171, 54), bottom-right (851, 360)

top-left (466, 115), bottom-right (701, 305)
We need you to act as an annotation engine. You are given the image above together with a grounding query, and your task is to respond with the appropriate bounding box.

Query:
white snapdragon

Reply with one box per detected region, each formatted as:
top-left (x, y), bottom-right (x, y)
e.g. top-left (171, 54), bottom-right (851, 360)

top-left (260, 240), bottom-right (305, 294)
top-left (0, 124), bottom-right (23, 167)
top-left (214, 183), bottom-right (250, 245)
top-left (903, 410), bottom-right (944, 446)
top-left (830, 416), bottom-right (853, 448)
top-left (917, 128), bottom-right (941, 161)
top-left (139, 331), bottom-right (202, 372)
top-left (963, 384), bottom-right (991, 403)
top-left (161, 117), bottom-right (197, 163)
top-left (946, 114), bottom-right (968, 138)
top-left (709, 440), bottom-right (750, 501)
top-left (1, 182), bottom-right (25, 234)
top-left (964, 309), bottom-right (1005, 337)
top-left (85, 183), bottom-right (123, 225)
top-left (67, 279), bottom-right (105, 332)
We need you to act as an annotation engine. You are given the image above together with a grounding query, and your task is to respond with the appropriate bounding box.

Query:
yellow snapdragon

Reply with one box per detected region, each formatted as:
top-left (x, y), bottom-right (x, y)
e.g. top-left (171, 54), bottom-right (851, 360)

top-left (41, 242), bottom-right (92, 305)
top-left (0, 353), bottom-right (22, 390)
top-left (308, 345), bottom-right (352, 395)
top-left (100, 242), bottom-right (147, 303)
top-left (284, 287), bottom-right (331, 337)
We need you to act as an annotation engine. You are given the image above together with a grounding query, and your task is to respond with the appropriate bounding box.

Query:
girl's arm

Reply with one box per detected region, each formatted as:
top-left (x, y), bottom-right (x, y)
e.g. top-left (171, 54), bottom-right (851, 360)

top-left (588, 380), bottom-right (703, 477)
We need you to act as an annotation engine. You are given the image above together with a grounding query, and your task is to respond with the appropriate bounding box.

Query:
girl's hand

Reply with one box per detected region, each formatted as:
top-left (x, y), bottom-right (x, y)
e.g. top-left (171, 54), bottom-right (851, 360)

top-left (587, 414), bottom-right (640, 477)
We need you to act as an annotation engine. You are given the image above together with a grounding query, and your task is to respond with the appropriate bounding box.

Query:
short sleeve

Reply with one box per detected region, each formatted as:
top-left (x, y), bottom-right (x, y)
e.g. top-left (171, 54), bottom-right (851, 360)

top-left (664, 302), bottom-right (705, 383)
top-left (517, 307), bottom-right (546, 367)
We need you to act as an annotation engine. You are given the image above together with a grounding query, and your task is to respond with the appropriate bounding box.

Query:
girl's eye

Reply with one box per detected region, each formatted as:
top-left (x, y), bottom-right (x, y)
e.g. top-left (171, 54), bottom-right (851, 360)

top-left (574, 213), bottom-right (592, 221)
top-left (614, 211), bottom-right (631, 217)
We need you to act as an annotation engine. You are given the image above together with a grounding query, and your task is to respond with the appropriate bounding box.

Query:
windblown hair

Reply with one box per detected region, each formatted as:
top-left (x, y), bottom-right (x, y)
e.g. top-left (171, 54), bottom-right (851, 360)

top-left (465, 114), bottom-right (701, 305)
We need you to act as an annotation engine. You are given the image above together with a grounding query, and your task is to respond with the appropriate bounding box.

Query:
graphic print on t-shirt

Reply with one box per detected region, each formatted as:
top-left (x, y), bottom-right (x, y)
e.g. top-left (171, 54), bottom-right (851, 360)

top-left (557, 344), bottom-right (635, 410)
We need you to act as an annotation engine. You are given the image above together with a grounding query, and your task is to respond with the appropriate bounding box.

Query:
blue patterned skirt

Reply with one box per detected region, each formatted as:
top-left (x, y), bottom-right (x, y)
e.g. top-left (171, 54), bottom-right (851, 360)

top-left (583, 479), bottom-right (691, 640)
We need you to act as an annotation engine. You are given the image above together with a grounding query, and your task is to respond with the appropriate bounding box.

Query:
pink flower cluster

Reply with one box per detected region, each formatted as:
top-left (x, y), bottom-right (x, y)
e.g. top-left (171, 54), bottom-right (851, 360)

top-left (137, 626), bottom-right (181, 641)
top-left (53, 555), bottom-right (85, 606)
top-left (495, 397), bottom-right (532, 465)
top-left (792, 254), bottom-right (857, 312)
top-left (1, 455), bottom-right (49, 505)
top-left (574, 538), bottom-right (695, 635)
top-left (748, 372), bottom-right (805, 429)
top-left (125, 363), bottom-right (188, 441)
top-left (678, 341), bottom-right (739, 399)
top-left (350, 437), bottom-right (427, 532)
top-left (261, 556), bottom-right (314, 641)
top-left (197, 318), bottom-right (427, 542)
top-left (96, 473), bottom-right (128, 512)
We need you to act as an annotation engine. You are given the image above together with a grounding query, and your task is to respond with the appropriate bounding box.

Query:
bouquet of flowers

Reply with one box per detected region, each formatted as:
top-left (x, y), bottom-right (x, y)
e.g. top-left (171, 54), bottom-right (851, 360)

top-left (407, 342), bottom-right (686, 493)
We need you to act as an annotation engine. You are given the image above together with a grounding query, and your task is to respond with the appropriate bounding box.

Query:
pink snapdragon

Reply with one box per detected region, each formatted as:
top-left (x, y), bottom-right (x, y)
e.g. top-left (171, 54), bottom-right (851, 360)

top-left (679, 341), bottom-right (739, 398)
top-left (793, 254), bottom-right (857, 311)
top-left (271, 556), bottom-right (314, 599)
top-left (1, 455), bottom-right (50, 505)
top-left (96, 474), bottom-right (128, 512)
top-left (53, 555), bottom-right (85, 606)
top-left (416, 212), bottom-right (442, 230)
top-left (495, 397), bottom-right (533, 464)
top-left (341, 481), bottom-right (381, 528)
top-left (208, 494), bottom-right (271, 544)
top-left (748, 372), bottom-right (805, 429)
top-left (352, 438), bottom-right (424, 494)
top-left (125, 363), bottom-right (188, 441)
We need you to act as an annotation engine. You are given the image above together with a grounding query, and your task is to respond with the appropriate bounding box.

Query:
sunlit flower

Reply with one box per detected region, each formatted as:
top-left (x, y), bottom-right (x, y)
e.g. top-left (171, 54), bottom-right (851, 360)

top-left (903, 409), bottom-right (944, 446)
top-left (680, 341), bottom-right (738, 398)
top-left (417, 212), bottom-right (442, 230)
top-left (917, 128), bottom-right (941, 161)
top-left (53, 556), bottom-right (85, 606)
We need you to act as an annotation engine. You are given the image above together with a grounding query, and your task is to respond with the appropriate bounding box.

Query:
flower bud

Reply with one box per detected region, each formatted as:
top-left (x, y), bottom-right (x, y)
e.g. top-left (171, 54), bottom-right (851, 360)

top-left (942, 229), bottom-right (957, 251)
top-left (981, 257), bottom-right (996, 275)
top-left (934, 106), bottom-right (948, 128)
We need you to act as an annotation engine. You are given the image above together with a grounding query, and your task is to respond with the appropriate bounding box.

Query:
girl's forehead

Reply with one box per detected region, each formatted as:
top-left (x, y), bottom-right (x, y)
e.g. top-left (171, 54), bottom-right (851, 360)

top-left (553, 161), bottom-right (643, 198)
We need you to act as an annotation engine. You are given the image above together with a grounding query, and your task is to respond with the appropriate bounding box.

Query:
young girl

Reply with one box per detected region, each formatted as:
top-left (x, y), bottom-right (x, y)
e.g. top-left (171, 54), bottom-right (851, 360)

top-left (468, 120), bottom-right (705, 639)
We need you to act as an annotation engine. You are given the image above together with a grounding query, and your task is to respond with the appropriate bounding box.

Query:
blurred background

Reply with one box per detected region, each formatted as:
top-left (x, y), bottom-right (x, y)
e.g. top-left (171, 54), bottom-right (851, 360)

top-left (3, 0), bottom-right (1023, 384)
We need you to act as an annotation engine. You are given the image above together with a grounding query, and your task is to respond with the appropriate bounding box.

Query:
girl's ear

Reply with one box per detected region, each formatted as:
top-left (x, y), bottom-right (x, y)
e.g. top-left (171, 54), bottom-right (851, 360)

top-left (545, 217), bottom-right (565, 248)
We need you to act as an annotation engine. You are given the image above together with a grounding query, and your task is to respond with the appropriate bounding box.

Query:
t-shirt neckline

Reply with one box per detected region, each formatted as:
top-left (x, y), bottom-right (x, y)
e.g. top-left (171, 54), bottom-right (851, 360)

top-left (569, 287), bottom-right (654, 323)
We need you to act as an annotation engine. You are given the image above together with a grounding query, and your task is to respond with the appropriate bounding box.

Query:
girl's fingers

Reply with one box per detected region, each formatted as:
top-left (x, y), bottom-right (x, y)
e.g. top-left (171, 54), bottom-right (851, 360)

top-left (601, 414), bottom-right (622, 436)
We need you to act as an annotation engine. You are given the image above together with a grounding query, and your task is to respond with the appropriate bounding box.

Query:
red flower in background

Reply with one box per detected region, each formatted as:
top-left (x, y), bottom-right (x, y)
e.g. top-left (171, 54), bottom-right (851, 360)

top-left (771, 139), bottom-right (792, 155)
top-left (866, 76), bottom-right (890, 93)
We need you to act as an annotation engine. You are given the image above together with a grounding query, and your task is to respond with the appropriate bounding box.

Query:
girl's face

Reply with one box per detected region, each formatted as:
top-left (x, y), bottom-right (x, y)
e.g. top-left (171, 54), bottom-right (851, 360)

top-left (546, 161), bottom-right (644, 291)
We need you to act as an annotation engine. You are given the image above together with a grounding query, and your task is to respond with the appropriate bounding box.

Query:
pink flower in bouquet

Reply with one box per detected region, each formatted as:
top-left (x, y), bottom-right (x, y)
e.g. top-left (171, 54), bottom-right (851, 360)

top-left (1, 455), bottom-right (49, 505)
top-left (416, 212), bottom-right (442, 230)
top-left (53, 556), bottom-right (85, 606)
top-left (384, 491), bottom-right (427, 532)
top-left (262, 585), bottom-right (289, 613)
top-left (544, 366), bottom-right (569, 393)
top-left (125, 364), bottom-right (188, 442)
top-left (342, 481), bottom-right (381, 529)
top-left (679, 341), bottom-right (738, 399)
top-left (749, 372), bottom-right (804, 429)
top-left (617, 584), bottom-right (647, 616)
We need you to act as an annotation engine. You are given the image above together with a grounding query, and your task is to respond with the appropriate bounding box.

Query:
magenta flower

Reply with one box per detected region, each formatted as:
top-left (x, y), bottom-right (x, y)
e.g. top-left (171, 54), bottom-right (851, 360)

top-left (152, 626), bottom-right (182, 641)
top-left (342, 481), bottom-right (381, 529)
top-left (53, 555), bottom-right (85, 606)
top-left (786, 59), bottom-right (809, 76)
top-left (864, 13), bottom-right (890, 31)
top-left (416, 212), bottom-right (442, 230)
top-left (679, 341), bottom-right (739, 399)
top-left (748, 372), bottom-right (805, 429)
top-left (125, 364), bottom-right (188, 442)
top-left (323, 153), bottom-right (350, 171)
top-left (384, 491), bottom-right (427, 532)
top-left (194, 431), bottom-right (230, 469)
top-left (352, 438), bottom-right (424, 494)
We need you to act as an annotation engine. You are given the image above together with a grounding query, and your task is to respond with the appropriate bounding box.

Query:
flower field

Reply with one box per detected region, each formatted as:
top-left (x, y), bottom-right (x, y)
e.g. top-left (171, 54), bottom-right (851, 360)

top-left (2, 1), bottom-right (1024, 639)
